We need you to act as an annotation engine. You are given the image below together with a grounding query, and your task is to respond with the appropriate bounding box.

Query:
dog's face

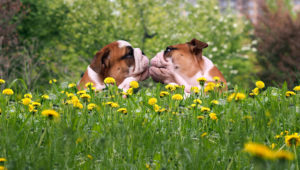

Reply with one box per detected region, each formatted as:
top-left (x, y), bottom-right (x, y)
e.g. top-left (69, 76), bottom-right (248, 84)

top-left (90, 40), bottom-right (149, 86)
top-left (150, 39), bottom-right (208, 85)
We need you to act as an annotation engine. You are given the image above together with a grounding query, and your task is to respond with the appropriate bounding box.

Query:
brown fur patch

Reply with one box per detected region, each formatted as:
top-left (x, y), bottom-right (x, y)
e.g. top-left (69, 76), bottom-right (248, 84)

top-left (78, 41), bottom-right (136, 89)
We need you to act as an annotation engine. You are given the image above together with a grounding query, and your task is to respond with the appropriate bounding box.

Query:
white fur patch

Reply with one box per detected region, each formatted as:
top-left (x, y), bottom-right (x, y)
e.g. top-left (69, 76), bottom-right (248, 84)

top-left (188, 56), bottom-right (215, 86)
top-left (133, 48), bottom-right (143, 74)
top-left (117, 40), bottom-right (131, 48)
top-left (87, 66), bottom-right (105, 90)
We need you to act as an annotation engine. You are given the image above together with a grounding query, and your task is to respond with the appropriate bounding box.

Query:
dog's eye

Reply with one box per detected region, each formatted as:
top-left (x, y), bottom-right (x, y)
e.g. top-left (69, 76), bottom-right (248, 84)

top-left (165, 47), bottom-right (172, 53)
top-left (121, 54), bottom-right (133, 60)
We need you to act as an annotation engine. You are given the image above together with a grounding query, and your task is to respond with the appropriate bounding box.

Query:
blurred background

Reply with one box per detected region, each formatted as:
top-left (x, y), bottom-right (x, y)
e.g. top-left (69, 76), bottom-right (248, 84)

top-left (0, 0), bottom-right (299, 90)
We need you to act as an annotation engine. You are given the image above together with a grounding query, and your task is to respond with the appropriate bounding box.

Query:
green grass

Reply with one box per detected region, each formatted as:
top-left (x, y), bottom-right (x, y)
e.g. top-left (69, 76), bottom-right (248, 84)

top-left (0, 80), bottom-right (299, 170)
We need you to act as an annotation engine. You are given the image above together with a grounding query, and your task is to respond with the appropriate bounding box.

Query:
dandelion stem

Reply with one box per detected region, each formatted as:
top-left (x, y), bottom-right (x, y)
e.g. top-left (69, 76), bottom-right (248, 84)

top-left (294, 145), bottom-right (299, 170)
top-left (38, 128), bottom-right (47, 147)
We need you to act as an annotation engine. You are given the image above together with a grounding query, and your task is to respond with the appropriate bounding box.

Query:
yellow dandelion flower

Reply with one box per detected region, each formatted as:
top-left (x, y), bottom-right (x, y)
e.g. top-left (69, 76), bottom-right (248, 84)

top-left (49, 79), bottom-right (57, 84)
top-left (85, 82), bottom-right (94, 88)
top-left (148, 98), bottom-right (157, 105)
top-left (80, 94), bottom-right (91, 100)
top-left (0, 79), bottom-right (5, 85)
top-left (22, 98), bottom-right (31, 106)
top-left (209, 113), bottom-right (218, 120)
top-left (271, 143), bottom-right (276, 149)
top-left (160, 91), bottom-right (169, 97)
top-left (285, 91), bottom-right (296, 97)
top-left (41, 94), bottom-right (49, 99)
top-left (158, 108), bottom-right (167, 113)
top-left (87, 103), bottom-right (97, 110)
top-left (130, 81), bottom-right (139, 89)
top-left (213, 76), bottom-right (220, 82)
top-left (172, 94), bottom-right (183, 101)
top-left (204, 82), bottom-right (216, 92)
top-left (28, 104), bottom-right (37, 113)
top-left (67, 93), bottom-right (75, 98)
top-left (197, 115), bottom-right (204, 120)
top-left (190, 104), bottom-right (197, 108)
top-left (105, 102), bottom-right (113, 105)
top-left (255, 81), bottom-right (265, 89)
top-left (243, 115), bottom-right (252, 120)
top-left (227, 93), bottom-right (246, 102)
top-left (77, 90), bottom-right (86, 95)
top-left (250, 88), bottom-right (259, 96)
top-left (146, 163), bottom-right (150, 169)
top-left (32, 102), bottom-right (41, 107)
top-left (153, 104), bottom-right (160, 112)
top-left (76, 137), bottom-right (83, 144)
top-left (210, 100), bottom-right (219, 105)
top-left (73, 102), bottom-right (83, 109)
top-left (190, 86), bottom-right (200, 93)
top-left (110, 102), bottom-right (119, 108)
top-left (197, 77), bottom-right (207, 85)
top-left (24, 93), bottom-right (32, 99)
top-left (243, 142), bottom-right (274, 160)
top-left (201, 132), bottom-right (207, 137)
top-left (165, 84), bottom-right (177, 91)
top-left (275, 135), bottom-right (281, 139)
top-left (2, 88), bottom-right (14, 95)
top-left (293, 85), bottom-right (300, 91)
top-left (127, 88), bottom-right (133, 96)
top-left (104, 77), bottom-right (116, 84)
top-left (285, 133), bottom-right (300, 147)
top-left (274, 150), bottom-right (294, 160)
top-left (0, 166), bottom-right (7, 170)
top-left (117, 108), bottom-right (128, 114)
top-left (87, 154), bottom-right (93, 160)
top-left (105, 102), bottom-right (119, 108)
top-left (41, 109), bottom-right (60, 119)
top-left (68, 83), bottom-right (76, 88)
top-left (0, 158), bottom-right (7, 162)
top-left (200, 107), bottom-right (210, 112)
top-left (193, 99), bottom-right (202, 104)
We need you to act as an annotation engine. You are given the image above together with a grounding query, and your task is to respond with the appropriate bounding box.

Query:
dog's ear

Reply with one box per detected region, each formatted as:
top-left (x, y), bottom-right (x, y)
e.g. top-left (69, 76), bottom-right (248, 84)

top-left (90, 47), bottom-right (110, 74)
top-left (187, 38), bottom-right (208, 58)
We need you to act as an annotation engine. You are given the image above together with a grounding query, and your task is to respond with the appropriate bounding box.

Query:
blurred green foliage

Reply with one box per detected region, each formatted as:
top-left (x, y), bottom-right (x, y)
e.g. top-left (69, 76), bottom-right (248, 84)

top-left (12, 0), bottom-right (255, 89)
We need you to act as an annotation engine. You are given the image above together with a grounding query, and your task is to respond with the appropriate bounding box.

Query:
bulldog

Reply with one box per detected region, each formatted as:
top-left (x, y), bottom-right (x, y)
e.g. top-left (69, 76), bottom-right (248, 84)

top-left (78, 40), bottom-right (149, 91)
top-left (149, 39), bottom-right (226, 92)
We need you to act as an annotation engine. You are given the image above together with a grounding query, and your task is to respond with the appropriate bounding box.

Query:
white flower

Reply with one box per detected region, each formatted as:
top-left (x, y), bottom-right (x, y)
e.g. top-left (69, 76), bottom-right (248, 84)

top-left (252, 40), bottom-right (258, 45)
top-left (212, 47), bottom-right (218, 52)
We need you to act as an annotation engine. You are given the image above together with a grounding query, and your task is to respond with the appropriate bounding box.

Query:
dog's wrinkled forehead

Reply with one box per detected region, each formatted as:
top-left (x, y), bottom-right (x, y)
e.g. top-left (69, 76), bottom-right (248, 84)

top-left (164, 43), bottom-right (192, 60)
top-left (117, 40), bottom-right (132, 48)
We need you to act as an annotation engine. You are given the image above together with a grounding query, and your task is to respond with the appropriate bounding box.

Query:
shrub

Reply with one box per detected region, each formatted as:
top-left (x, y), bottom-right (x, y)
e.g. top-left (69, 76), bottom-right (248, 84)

top-left (253, 0), bottom-right (300, 88)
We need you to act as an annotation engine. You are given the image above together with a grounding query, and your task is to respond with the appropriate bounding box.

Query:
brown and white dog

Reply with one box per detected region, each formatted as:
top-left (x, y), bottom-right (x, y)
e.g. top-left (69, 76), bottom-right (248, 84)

top-left (78, 40), bottom-right (149, 91)
top-left (149, 39), bottom-right (226, 92)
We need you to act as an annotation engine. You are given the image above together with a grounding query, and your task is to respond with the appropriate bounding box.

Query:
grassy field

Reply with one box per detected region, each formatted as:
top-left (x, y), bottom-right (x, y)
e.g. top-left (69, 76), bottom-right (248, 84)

top-left (0, 78), bottom-right (299, 170)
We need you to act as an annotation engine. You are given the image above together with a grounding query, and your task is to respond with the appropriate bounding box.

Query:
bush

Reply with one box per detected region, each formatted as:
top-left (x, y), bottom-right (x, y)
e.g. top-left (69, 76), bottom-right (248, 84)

top-left (254, 0), bottom-right (300, 88)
